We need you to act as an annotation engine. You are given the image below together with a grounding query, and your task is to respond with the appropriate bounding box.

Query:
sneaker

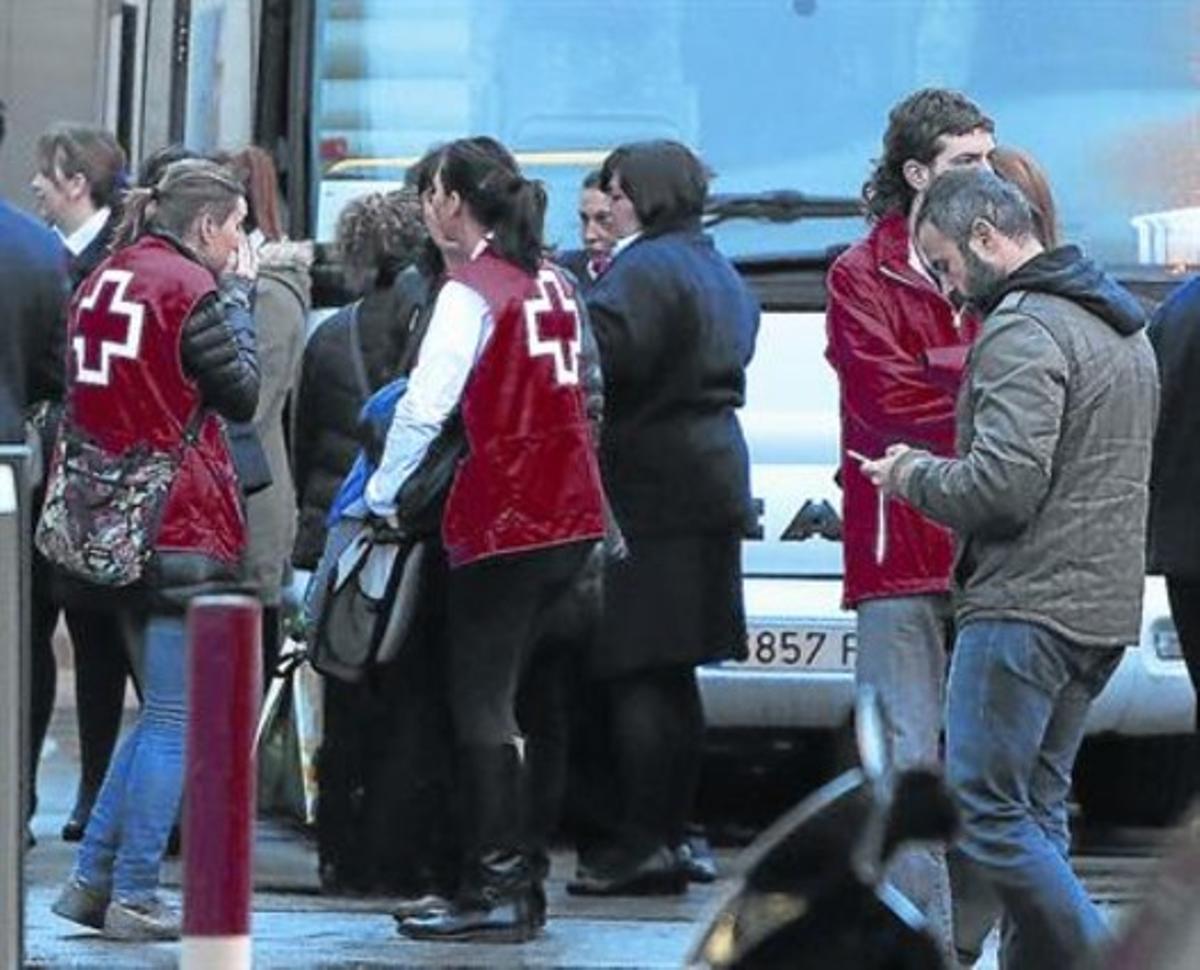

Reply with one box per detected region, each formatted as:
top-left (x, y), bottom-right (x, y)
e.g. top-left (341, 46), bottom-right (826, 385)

top-left (102, 898), bottom-right (181, 942)
top-left (51, 878), bottom-right (110, 931)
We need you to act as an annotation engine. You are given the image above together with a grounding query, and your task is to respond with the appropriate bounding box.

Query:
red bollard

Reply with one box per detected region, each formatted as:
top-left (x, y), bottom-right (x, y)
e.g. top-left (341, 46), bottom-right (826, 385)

top-left (182, 595), bottom-right (261, 969)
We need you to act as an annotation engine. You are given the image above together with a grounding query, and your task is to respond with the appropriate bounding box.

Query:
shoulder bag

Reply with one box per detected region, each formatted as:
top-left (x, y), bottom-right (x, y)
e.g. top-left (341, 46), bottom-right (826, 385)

top-left (35, 408), bottom-right (204, 587)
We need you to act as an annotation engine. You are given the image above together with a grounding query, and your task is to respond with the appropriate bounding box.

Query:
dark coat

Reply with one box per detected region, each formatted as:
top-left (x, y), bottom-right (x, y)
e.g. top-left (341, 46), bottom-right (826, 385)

top-left (1148, 275), bottom-right (1200, 578)
top-left (554, 248), bottom-right (605, 294)
top-left (292, 268), bottom-right (434, 569)
top-left (585, 226), bottom-right (759, 537)
top-left (0, 201), bottom-right (66, 443)
top-left (584, 225), bottom-right (758, 674)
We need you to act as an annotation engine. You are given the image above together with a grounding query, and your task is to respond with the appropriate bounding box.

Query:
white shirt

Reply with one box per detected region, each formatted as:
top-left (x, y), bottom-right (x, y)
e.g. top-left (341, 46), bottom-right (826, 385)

top-left (364, 243), bottom-right (494, 517)
top-left (611, 231), bottom-right (642, 259)
top-left (59, 207), bottom-right (111, 257)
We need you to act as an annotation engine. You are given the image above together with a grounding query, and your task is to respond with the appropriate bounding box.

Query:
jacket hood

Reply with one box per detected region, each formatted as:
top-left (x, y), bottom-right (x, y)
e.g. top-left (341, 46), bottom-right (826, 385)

top-left (983, 245), bottom-right (1146, 335)
top-left (259, 238), bottom-right (313, 304)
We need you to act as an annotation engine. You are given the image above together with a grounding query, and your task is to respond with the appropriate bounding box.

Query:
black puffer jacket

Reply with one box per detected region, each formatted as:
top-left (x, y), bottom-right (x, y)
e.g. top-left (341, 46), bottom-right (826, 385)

top-left (292, 268), bottom-right (434, 568)
top-left (180, 281), bottom-right (260, 423)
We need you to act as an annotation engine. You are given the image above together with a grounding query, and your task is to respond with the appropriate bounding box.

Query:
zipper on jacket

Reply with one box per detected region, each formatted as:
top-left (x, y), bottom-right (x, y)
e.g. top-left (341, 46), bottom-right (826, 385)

top-left (874, 488), bottom-right (888, 565)
top-left (878, 263), bottom-right (964, 329)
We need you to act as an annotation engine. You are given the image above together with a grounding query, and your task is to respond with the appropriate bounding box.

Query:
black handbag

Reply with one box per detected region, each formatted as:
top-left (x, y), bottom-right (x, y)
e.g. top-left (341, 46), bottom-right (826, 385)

top-left (308, 522), bottom-right (428, 684)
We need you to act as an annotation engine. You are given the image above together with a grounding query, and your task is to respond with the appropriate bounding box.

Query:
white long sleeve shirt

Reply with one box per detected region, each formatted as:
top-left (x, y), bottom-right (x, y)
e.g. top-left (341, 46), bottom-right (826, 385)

top-left (363, 277), bottom-right (493, 517)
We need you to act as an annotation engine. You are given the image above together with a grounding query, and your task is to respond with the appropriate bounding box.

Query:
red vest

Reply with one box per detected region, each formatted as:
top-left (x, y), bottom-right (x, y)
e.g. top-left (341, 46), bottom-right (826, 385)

top-left (67, 234), bottom-right (246, 567)
top-left (442, 249), bottom-right (605, 567)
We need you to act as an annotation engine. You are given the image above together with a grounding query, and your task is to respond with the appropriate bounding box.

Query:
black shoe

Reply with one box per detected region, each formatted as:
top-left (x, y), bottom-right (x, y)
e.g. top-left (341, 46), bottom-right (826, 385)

top-left (567, 845), bottom-right (687, 897)
top-left (62, 789), bottom-right (96, 842)
top-left (61, 817), bottom-right (86, 842)
top-left (391, 893), bottom-right (452, 920)
top-left (675, 837), bottom-right (718, 884)
top-left (397, 893), bottom-right (540, 943)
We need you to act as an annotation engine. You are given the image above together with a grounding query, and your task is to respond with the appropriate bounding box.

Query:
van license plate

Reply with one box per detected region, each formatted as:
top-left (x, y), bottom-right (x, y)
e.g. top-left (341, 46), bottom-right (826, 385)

top-left (738, 625), bottom-right (857, 671)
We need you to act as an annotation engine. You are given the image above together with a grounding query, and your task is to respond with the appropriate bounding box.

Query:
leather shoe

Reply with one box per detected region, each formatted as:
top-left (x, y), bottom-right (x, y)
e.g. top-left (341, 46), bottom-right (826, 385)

top-left (567, 845), bottom-right (687, 896)
top-left (676, 837), bottom-right (718, 884)
top-left (397, 894), bottom-right (540, 943)
top-left (391, 893), bottom-right (452, 920)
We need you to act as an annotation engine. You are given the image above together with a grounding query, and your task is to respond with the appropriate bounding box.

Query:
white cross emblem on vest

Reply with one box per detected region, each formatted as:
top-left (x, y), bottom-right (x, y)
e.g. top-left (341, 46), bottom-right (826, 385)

top-left (523, 269), bottom-right (581, 386)
top-left (73, 269), bottom-right (145, 387)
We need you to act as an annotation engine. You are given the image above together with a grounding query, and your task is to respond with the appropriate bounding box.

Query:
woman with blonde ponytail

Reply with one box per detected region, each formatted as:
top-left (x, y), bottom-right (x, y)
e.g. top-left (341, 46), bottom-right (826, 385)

top-left (49, 158), bottom-right (261, 941)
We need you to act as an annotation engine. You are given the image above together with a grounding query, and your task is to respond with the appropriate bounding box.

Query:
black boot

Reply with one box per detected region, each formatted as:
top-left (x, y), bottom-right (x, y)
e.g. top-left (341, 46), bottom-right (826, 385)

top-left (398, 743), bottom-right (540, 943)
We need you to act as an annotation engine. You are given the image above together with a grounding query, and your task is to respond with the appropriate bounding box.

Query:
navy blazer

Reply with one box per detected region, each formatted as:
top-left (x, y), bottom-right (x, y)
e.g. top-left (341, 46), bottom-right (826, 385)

top-left (0, 200), bottom-right (66, 442)
top-left (585, 225), bottom-right (760, 536)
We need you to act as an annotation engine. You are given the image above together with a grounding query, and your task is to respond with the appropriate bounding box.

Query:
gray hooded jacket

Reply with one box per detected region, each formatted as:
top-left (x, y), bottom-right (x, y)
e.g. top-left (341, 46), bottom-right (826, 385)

top-left (895, 246), bottom-right (1159, 646)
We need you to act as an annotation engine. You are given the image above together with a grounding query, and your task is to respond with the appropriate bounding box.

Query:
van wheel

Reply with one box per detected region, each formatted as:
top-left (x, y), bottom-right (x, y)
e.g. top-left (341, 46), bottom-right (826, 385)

top-left (1073, 734), bottom-right (1199, 827)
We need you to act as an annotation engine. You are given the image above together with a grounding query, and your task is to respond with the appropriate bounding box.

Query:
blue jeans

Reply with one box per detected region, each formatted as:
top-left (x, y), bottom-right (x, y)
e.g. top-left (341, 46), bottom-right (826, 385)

top-left (946, 619), bottom-right (1121, 969)
top-left (74, 615), bottom-right (188, 905)
top-left (856, 595), bottom-right (954, 964)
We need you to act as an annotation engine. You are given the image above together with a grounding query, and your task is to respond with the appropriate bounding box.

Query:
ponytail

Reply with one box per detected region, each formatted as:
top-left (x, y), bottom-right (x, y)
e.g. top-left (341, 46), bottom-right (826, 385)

top-left (491, 176), bottom-right (546, 274)
top-left (111, 185), bottom-right (157, 249)
top-left (436, 138), bottom-right (547, 274)
top-left (109, 159), bottom-right (243, 251)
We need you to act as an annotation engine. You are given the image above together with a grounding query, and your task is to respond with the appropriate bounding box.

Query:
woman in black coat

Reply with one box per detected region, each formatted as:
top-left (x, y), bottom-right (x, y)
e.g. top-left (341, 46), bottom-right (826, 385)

top-left (1148, 274), bottom-right (1200, 729)
top-left (569, 141), bottom-right (760, 895)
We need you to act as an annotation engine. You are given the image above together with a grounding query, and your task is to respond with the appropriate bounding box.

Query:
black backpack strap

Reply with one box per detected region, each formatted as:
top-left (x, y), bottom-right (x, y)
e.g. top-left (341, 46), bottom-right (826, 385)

top-left (392, 268), bottom-right (436, 378)
top-left (346, 300), bottom-right (371, 399)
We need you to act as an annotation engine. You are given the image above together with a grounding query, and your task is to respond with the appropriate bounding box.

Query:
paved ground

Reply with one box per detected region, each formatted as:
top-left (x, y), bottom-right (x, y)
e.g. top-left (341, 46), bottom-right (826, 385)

top-left (22, 688), bottom-right (1158, 968)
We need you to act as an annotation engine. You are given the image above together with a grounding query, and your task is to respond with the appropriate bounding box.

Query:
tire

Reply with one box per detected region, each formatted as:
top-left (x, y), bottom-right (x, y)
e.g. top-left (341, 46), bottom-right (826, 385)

top-left (1073, 733), bottom-right (1199, 827)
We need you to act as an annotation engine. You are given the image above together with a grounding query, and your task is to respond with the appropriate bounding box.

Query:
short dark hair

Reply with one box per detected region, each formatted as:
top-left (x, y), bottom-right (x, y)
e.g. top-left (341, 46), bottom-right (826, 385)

top-left (863, 88), bottom-right (993, 221)
top-left (599, 140), bottom-right (709, 236)
top-left (581, 168), bottom-right (603, 191)
top-left (35, 124), bottom-right (127, 209)
top-left (137, 144), bottom-right (197, 189)
top-left (914, 168), bottom-right (1035, 251)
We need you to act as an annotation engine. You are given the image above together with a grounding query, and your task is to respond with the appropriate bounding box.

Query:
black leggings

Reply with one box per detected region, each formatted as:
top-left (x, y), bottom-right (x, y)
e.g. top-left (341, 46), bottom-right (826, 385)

top-left (607, 664), bottom-right (705, 854)
top-left (29, 548), bottom-right (139, 817)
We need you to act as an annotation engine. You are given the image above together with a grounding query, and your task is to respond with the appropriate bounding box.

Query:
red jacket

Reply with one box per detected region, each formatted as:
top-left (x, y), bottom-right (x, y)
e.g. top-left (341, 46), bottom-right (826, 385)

top-left (442, 250), bottom-right (606, 568)
top-left (825, 213), bottom-right (978, 607)
top-left (67, 235), bottom-right (246, 573)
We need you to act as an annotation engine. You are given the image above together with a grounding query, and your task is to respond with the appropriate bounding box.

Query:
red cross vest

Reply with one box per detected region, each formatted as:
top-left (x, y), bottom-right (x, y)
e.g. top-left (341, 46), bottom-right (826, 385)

top-left (441, 248), bottom-right (606, 568)
top-left (67, 234), bottom-right (246, 569)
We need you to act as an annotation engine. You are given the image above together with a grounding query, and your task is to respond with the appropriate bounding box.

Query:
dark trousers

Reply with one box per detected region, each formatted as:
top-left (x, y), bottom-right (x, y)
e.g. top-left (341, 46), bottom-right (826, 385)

top-left (1167, 576), bottom-right (1200, 731)
top-left (29, 549), bottom-right (139, 819)
top-left (605, 664), bottom-right (705, 856)
top-left (445, 542), bottom-right (591, 747)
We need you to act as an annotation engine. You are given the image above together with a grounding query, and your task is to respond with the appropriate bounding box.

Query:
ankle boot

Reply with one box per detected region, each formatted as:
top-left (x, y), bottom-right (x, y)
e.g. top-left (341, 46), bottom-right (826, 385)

top-left (397, 743), bottom-right (541, 943)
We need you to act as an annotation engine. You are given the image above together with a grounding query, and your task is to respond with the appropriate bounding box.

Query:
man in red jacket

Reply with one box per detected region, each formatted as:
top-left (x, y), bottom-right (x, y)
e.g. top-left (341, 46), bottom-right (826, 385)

top-left (825, 87), bottom-right (993, 964)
